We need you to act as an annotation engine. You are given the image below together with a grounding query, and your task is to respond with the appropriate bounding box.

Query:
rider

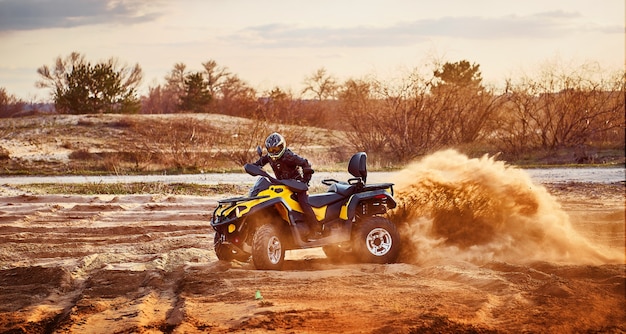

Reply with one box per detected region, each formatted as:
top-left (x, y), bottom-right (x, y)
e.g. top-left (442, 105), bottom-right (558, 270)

top-left (253, 132), bottom-right (320, 237)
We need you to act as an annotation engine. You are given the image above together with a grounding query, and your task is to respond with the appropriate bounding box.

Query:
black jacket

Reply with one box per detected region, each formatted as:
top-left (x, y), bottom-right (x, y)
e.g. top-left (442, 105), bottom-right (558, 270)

top-left (254, 149), bottom-right (314, 184)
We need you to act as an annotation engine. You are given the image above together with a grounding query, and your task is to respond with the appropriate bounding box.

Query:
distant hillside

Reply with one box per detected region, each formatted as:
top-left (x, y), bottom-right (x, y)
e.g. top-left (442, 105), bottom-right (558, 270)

top-left (1, 113), bottom-right (623, 176)
top-left (0, 113), bottom-right (349, 175)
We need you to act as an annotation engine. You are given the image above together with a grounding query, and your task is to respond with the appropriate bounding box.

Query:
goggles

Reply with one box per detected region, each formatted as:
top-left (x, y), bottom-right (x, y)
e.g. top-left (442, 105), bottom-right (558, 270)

top-left (268, 145), bottom-right (283, 154)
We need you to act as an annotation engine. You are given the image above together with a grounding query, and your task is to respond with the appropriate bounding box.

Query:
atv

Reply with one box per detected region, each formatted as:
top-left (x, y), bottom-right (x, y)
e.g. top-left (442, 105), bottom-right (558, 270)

top-left (210, 151), bottom-right (400, 270)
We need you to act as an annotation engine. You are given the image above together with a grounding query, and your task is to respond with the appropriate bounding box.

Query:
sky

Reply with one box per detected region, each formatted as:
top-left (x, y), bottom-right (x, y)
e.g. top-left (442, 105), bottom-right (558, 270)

top-left (0, 0), bottom-right (624, 101)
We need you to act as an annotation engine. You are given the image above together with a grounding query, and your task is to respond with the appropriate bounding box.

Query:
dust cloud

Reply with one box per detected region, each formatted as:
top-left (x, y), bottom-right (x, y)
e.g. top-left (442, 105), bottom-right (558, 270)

top-left (390, 149), bottom-right (623, 265)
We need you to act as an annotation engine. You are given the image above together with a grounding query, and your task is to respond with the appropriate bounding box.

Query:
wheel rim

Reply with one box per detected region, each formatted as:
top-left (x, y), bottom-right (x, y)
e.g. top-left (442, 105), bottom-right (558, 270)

top-left (267, 236), bottom-right (282, 264)
top-left (365, 228), bottom-right (392, 256)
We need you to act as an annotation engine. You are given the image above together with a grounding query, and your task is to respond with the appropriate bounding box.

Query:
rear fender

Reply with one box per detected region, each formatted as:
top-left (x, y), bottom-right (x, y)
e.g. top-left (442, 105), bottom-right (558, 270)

top-left (343, 189), bottom-right (396, 221)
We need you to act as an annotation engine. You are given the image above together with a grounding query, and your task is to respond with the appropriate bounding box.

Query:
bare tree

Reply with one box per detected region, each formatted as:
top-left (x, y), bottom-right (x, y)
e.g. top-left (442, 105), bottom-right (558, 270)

top-left (338, 73), bottom-right (438, 164)
top-left (202, 60), bottom-right (231, 98)
top-left (302, 68), bottom-right (338, 100)
top-left (36, 52), bottom-right (85, 93)
top-left (0, 87), bottom-right (25, 118)
top-left (164, 63), bottom-right (187, 111)
top-left (495, 64), bottom-right (625, 158)
top-left (338, 79), bottom-right (386, 158)
top-left (377, 75), bottom-right (434, 162)
top-left (491, 79), bottom-right (542, 157)
top-left (258, 87), bottom-right (294, 121)
top-left (110, 57), bottom-right (142, 93)
top-left (539, 70), bottom-right (625, 149)
top-left (141, 85), bottom-right (178, 114)
top-left (216, 75), bottom-right (257, 116)
top-left (338, 62), bottom-right (501, 164)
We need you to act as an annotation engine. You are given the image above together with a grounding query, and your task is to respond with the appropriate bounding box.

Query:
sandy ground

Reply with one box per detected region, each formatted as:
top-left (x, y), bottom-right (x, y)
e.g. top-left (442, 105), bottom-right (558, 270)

top-left (0, 159), bottom-right (624, 333)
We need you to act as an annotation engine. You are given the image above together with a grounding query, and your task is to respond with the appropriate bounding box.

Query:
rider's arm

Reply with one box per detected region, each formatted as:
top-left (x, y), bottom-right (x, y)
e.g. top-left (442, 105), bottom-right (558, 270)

top-left (301, 161), bottom-right (314, 183)
top-left (253, 155), bottom-right (270, 167)
top-left (291, 153), bottom-right (314, 184)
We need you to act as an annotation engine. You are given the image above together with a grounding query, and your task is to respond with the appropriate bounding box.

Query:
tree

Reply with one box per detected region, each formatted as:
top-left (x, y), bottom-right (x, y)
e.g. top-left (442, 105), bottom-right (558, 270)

top-left (37, 52), bottom-right (142, 114)
top-left (217, 75), bottom-right (257, 116)
top-left (141, 85), bottom-right (178, 114)
top-left (0, 87), bottom-right (25, 118)
top-left (202, 60), bottom-right (231, 99)
top-left (302, 68), bottom-right (338, 100)
top-left (258, 87), bottom-right (292, 121)
top-left (180, 72), bottom-right (211, 113)
top-left (55, 62), bottom-right (91, 114)
top-left (432, 60), bottom-right (483, 90)
top-left (157, 60), bottom-right (241, 114)
top-left (36, 52), bottom-right (85, 96)
top-left (429, 60), bottom-right (498, 144)
top-left (338, 79), bottom-right (387, 159)
top-left (338, 63), bottom-right (500, 164)
top-left (496, 65), bottom-right (626, 156)
top-left (164, 63), bottom-right (187, 112)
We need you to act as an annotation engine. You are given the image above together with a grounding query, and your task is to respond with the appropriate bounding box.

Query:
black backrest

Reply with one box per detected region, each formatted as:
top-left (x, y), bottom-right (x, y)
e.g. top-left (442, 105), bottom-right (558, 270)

top-left (348, 152), bottom-right (367, 184)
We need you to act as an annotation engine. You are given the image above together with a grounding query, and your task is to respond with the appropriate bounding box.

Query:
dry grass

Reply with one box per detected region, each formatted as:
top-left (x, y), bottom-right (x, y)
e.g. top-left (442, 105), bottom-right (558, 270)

top-left (16, 182), bottom-right (249, 196)
top-left (0, 113), bottom-right (349, 175)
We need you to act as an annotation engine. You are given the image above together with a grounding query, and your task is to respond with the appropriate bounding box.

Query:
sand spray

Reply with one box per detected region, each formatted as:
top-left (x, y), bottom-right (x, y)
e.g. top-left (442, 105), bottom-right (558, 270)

top-left (389, 149), bottom-right (622, 265)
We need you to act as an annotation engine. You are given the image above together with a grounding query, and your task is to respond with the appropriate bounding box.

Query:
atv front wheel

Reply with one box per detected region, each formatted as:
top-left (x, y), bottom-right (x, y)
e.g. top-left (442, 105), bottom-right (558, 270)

top-left (252, 224), bottom-right (285, 270)
top-left (352, 217), bottom-right (400, 264)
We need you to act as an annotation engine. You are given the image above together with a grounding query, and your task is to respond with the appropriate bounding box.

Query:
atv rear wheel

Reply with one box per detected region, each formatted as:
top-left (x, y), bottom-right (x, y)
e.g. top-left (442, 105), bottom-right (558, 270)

top-left (214, 232), bottom-right (250, 262)
top-left (252, 224), bottom-right (285, 270)
top-left (352, 216), bottom-right (400, 264)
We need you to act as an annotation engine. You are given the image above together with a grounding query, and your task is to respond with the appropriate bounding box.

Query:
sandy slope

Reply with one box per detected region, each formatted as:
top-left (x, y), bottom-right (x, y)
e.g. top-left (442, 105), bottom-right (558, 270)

top-left (0, 179), bottom-right (624, 333)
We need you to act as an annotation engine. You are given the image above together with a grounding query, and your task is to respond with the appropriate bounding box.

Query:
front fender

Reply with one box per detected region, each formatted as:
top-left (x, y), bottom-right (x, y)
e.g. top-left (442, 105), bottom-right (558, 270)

top-left (212, 195), bottom-right (292, 227)
top-left (244, 197), bottom-right (293, 223)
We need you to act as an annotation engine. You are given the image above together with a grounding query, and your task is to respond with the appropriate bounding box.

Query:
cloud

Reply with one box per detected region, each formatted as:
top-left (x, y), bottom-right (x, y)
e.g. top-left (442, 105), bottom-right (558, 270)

top-left (227, 11), bottom-right (620, 48)
top-left (0, 0), bottom-right (163, 32)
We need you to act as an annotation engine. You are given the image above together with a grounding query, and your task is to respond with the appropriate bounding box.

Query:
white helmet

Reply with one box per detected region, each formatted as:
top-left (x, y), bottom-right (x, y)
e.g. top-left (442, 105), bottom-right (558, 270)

top-left (265, 132), bottom-right (286, 160)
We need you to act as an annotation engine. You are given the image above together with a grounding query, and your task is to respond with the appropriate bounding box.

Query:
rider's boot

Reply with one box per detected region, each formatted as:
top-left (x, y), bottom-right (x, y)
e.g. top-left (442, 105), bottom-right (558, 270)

top-left (306, 217), bottom-right (323, 240)
top-left (298, 206), bottom-right (321, 240)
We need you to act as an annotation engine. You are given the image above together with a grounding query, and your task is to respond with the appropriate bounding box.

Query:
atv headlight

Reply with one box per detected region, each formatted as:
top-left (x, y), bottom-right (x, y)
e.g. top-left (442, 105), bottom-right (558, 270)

top-left (234, 205), bottom-right (248, 217)
top-left (228, 224), bottom-right (236, 233)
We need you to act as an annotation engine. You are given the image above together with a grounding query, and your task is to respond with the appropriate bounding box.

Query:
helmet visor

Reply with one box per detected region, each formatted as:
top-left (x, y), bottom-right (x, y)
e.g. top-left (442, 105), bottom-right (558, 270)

top-left (268, 144), bottom-right (284, 155)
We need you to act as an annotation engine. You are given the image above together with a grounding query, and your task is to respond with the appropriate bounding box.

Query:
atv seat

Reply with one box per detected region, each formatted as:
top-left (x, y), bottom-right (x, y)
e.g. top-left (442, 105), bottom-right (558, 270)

top-left (308, 192), bottom-right (345, 208)
top-left (327, 182), bottom-right (356, 196)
